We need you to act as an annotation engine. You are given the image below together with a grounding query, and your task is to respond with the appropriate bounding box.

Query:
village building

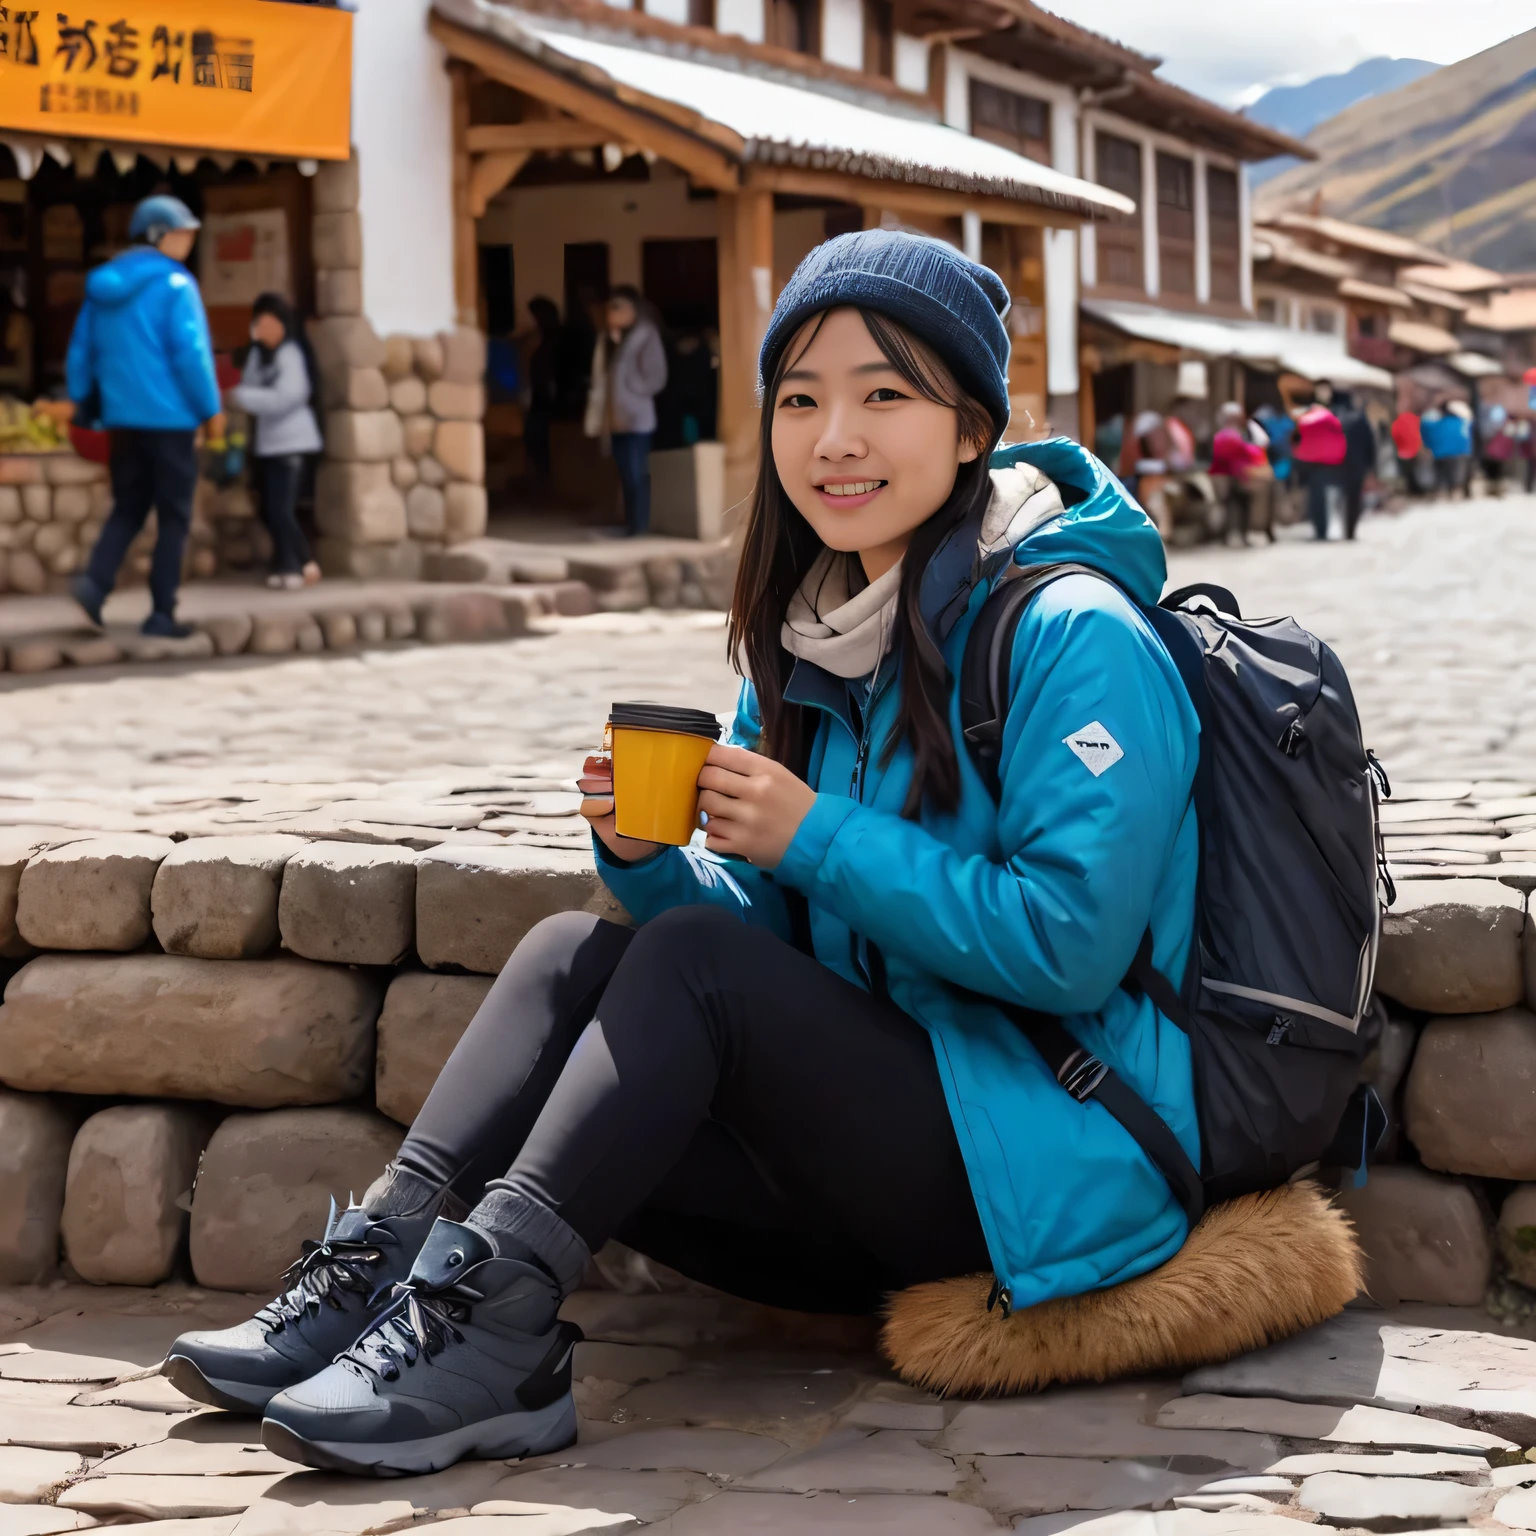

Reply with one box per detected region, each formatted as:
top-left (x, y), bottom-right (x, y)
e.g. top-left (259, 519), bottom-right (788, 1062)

top-left (0, 0), bottom-right (1362, 583)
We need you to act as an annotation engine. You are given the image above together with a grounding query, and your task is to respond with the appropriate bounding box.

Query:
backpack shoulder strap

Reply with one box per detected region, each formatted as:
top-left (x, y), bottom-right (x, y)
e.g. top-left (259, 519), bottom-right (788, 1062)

top-left (960, 562), bottom-right (1110, 799)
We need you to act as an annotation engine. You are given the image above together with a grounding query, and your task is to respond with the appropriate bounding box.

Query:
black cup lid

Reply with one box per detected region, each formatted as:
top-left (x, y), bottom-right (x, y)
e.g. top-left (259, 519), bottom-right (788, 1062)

top-left (609, 702), bottom-right (723, 740)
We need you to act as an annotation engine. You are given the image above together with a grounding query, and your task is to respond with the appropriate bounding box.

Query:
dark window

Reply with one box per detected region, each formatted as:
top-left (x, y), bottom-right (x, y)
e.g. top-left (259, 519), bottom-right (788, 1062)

top-left (969, 79), bottom-right (1051, 165)
top-left (1094, 131), bottom-right (1142, 291)
top-left (642, 237), bottom-right (720, 332)
top-left (1156, 151), bottom-right (1195, 297)
top-left (479, 245), bottom-right (515, 336)
top-left (563, 241), bottom-right (609, 329)
top-left (769, 0), bottom-right (818, 54)
top-left (1207, 164), bottom-right (1241, 304)
top-left (862, 0), bottom-right (893, 78)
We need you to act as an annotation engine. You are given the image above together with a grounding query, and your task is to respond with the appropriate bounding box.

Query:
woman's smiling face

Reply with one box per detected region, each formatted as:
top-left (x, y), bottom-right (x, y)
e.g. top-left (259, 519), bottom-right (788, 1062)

top-left (770, 307), bottom-right (980, 577)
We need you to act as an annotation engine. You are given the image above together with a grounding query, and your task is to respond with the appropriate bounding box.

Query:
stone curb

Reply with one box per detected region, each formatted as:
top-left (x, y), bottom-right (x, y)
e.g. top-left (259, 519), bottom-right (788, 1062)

top-left (0, 582), bottom-right (592, 677)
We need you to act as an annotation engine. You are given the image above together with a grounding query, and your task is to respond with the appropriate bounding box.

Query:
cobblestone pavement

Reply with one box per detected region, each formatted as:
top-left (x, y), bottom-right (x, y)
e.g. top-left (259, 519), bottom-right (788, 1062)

top-left (0, 493), bottom-right (1531, 844)
top-left (2, 500), bottom-right (1536, 1527)
top-left (0, 1281), bottom-right (1534, 1535)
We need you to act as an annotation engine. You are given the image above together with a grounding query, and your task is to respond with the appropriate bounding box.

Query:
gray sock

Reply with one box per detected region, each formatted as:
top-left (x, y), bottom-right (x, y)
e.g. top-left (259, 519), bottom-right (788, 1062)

top-left (468, 1182), bottom-right (591, 1297)
top-left (362, 1164), bottom-right (469, 1222)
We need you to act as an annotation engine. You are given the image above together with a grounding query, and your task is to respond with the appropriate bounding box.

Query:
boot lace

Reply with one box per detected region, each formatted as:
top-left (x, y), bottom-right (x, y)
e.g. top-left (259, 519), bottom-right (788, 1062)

top-left (257, 1206), bottom-right (387, 1331)
top-left (340, 1280), bottom-right (475, 1384)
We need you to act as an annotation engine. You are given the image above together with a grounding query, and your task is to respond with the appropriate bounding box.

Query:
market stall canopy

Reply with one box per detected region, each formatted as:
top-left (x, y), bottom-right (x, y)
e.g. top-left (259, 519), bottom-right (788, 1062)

top-left (1449, 352), bottom-right (1507, 379)
top-left (1082, 299), bottom-right (1395, 390)
top-left (1389, 318), bottom-right (1460, 356)
top-left (431, 0), bottom-right (1134, 222)
top-left (0, 0), bottom-right (351, 162)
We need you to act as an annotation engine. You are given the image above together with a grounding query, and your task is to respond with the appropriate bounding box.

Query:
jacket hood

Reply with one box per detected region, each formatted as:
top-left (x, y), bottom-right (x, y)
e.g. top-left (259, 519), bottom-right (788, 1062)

top-left (85, 247), bottom-right (182, 308)
top-left (984, 439), bottom-right (1168, 609)
top-left (921, 438), bottom-right (1167, 641)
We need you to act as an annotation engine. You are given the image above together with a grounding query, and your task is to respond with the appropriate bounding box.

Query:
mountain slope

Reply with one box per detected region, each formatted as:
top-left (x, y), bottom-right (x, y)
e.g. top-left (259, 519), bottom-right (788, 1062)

top-left (1254, 28), bottom-right (1536, 273)
top-left (1248, 58), bottom-right (1439, 141)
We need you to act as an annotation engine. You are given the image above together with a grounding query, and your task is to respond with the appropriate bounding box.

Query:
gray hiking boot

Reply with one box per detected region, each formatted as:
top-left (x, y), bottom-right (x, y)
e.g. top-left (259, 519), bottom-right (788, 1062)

top-left (259, 1217), bottom-right (582, 1476)
top-left (164, 1199), bottom-right (438, 1413)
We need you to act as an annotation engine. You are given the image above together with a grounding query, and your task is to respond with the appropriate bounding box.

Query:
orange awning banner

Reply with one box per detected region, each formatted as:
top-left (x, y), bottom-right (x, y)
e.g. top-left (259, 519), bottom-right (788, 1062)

top-left (0, 0), bottom-right (351, 160)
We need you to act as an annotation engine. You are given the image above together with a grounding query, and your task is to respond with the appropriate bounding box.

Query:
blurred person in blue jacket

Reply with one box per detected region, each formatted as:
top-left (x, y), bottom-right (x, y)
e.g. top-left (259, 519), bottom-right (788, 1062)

top-left (1421, 399), bottom-right (1473, 501)
top-left (66, 194), bottom-right (222, 638)
top-left (169, 231), bottom-right (1203, 1479)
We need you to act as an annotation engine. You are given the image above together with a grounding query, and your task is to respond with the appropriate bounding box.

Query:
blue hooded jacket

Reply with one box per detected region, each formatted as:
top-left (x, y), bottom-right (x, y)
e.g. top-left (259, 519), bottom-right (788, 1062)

top-left (597, 439), bottom-right (1202, 1308)
top-left (1421, 410), bottom-right (1472, 461)
top-left (66, 247), bottom-right (220, 432)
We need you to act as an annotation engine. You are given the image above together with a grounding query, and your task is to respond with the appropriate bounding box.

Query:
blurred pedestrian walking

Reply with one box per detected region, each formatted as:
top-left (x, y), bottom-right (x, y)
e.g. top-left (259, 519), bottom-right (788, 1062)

top-left (66, 195), bottom-right (221, 637)
top-left (227, 292), bottom-right (322, 591)
top-left (1211, 402), bottom-right (1272, 545)
top-left (1480, 404), bottom-right (1514, 497)
top-left (1423, 401), bottom-right (1472, 500)
top-left (585, 285), bottom-right (667, 536)
top-left (1293, 395), bottom-right (1347, 540)
top-left (1332, 388), bottom-right (1376, 539)
top-left (1391, 408), bottom-right (1423, 498)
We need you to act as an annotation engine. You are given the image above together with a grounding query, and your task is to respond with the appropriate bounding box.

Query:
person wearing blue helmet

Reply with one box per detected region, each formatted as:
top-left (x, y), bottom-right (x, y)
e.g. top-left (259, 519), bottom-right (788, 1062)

top-left (66, 193), bottom-right (222, 638)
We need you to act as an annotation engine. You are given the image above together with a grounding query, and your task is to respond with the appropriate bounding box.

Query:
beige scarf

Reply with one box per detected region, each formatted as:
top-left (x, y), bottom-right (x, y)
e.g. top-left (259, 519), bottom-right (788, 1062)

top-left (778, 463), bottom-right (1067, 681)
top-left (781, 549), bottom-right (902, 680)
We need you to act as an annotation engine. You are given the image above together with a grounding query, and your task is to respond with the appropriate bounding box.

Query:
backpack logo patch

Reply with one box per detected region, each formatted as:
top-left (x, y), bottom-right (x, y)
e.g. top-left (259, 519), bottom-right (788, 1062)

top-left (1064, 721), bottom-right (1123, 777)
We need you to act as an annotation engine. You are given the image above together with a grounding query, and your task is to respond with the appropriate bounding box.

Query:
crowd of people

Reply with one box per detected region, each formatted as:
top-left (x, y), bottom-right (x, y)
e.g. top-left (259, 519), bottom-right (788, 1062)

top-left (1098, 386), bottom-right (1536, 547)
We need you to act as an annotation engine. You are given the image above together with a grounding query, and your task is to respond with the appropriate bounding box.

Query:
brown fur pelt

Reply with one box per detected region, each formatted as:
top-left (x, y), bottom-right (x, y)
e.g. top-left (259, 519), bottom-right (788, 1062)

top-left (881, 1180), bottom-right (1361, 1398)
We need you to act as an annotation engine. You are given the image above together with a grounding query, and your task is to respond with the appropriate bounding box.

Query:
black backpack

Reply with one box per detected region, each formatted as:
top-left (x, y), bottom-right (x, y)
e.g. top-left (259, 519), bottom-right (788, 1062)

top-left (960, 566), bottom-right (1391, 1228)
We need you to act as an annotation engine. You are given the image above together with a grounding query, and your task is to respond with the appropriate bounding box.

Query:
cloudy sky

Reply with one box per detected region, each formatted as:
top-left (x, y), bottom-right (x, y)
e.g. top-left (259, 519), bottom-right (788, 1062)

top-left (1042, 1), bottom-right (1535, 106)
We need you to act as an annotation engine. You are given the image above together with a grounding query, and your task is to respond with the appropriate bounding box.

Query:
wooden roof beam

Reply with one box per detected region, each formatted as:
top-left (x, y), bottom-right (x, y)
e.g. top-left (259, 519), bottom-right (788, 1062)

top-left (746, 166), bottom-right (1088, 228)
top-left (429, 13), bottom-right (740, 192)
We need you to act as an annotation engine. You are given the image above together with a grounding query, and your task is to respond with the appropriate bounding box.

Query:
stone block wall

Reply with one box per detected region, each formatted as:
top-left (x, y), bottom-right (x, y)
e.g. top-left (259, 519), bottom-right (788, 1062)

top-left (1351, 878), bottom-right (1536, 1313)
top-left (0, 452), bottom-right (233, 596)
top-left (0, 832), bottom-right (622, 1291)
top-left (309, 155), bottom-right (487, 580)
top-left (0, 851), bottom-right (1533, 1310)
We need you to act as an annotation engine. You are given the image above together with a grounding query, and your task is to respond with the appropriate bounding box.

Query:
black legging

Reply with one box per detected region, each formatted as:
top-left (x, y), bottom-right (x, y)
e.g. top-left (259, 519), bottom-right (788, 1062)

top-left (397, 907), bottom-right (990, 1313)
top-left (257, 454), bottom-right (314, 575)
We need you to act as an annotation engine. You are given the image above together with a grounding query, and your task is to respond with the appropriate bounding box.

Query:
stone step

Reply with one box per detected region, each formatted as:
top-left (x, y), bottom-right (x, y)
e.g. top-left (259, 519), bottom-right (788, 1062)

top-left (422, 533), bottom-right (734, 613)
top-left (0, 578), bottom-right (600, 677)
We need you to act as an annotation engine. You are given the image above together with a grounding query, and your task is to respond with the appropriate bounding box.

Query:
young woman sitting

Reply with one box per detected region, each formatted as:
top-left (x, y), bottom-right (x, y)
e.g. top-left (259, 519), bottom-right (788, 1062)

top-left (165, 231), bottom-right (1200, 1477)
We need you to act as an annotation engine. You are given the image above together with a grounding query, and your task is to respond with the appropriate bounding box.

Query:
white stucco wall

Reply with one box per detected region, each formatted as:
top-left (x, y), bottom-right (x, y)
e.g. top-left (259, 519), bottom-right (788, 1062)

top-left (644, 0), bottom-right (692, 22)
top-left (821, 0), bottom-right (863, 70)
top-left (716, 0), bottom-right (765, 44)
top-left (351, 0), bottom-right (458, 337)
top-left (893, 34), bottom-right (929, 94)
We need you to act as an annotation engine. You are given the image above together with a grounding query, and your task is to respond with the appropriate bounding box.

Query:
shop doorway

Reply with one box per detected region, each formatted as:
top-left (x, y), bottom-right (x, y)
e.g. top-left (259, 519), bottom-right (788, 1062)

top-left (643, 237), bottom-right (719, 451)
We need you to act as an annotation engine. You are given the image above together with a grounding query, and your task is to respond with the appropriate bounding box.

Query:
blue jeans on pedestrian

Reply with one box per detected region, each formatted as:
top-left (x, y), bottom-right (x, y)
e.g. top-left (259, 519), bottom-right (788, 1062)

top-left (611, 431), bottom-right (652, 536)
top-left (87, 429), bottom-right (198, 619)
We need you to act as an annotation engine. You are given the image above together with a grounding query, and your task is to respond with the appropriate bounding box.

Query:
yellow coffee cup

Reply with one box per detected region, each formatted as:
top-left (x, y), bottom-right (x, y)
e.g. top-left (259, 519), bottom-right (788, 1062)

top-left (609, 702), bottom-right (724, 846)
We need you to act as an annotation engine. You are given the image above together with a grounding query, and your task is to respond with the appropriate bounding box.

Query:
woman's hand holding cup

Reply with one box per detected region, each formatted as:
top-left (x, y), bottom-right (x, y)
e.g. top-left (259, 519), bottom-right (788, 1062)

top-left (697, 744), bottom-right (816, 868)
top-left (578, 753), bottom-right (661, 863)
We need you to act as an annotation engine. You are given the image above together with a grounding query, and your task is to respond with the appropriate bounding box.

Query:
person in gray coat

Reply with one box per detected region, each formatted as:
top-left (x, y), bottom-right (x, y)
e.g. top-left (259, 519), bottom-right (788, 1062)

top-left (593, 285), bottom-right (667, 535)
top-left (227, 292), bottom-right (323, 588)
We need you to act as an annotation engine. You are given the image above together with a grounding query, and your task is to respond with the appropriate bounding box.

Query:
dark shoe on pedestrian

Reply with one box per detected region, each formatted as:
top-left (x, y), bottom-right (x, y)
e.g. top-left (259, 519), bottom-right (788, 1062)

top-left (163, 1198), bottom-right (442, 1414)
top-left (260, 1218), bottom-right (581, 1476)
top-left (141, 611), bottom-right (195, 639)
top-left (71, 574), bottom-right (106, 629)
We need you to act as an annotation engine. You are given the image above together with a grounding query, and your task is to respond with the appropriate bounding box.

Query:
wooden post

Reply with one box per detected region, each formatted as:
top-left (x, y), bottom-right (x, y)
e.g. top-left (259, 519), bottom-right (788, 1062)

top-left (450, 63), bottom-right (479, 327)
top-left (716, 187), bottom-right (775, 519)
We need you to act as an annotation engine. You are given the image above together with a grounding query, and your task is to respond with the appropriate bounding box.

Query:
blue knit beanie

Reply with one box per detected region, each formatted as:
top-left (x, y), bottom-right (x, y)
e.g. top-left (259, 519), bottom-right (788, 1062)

top-left (759, 230), bottom-right (1012, 433)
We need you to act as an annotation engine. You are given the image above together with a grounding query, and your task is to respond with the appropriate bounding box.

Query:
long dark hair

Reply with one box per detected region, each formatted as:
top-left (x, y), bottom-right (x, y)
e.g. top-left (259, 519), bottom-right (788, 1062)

top-left (728, 307), bottom-right (1000, 818)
